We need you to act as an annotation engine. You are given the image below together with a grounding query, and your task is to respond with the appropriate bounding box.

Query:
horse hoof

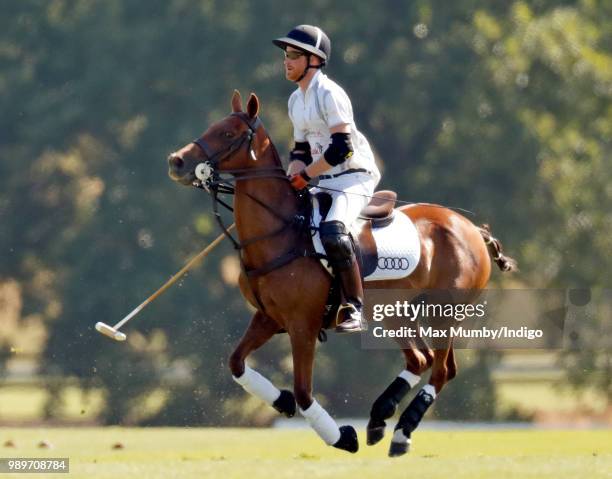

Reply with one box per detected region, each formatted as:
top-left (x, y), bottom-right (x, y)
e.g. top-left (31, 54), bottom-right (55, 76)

top-left (333, 425), bottom-right (359, 453)
top-left (388, 430), bottom-right (411, 457)
top-left (388, 441), bottom-right (409, 457)
top-left (272, 390), bottom-right (296, 418)
top-left (366, 418), bottom-right (386, 445)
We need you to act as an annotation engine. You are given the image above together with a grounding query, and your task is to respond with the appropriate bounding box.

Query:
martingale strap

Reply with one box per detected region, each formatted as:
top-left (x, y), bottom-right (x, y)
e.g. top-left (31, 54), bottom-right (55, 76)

top-left (210, 181), bottom-right (298, 252)
top-left (212, 186), bottom-right (311, 277)
top-left (211, 185), bottom-right (308, 316)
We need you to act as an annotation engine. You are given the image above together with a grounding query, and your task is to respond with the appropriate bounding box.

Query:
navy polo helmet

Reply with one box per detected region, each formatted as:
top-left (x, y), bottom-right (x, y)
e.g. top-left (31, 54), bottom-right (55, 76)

top-left (273, 25), bottom-right (331, 64)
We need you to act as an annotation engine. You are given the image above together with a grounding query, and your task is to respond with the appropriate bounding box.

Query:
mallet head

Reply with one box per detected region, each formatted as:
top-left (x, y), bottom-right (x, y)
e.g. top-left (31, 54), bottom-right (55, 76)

top-left (95, 322), bottom-right (127, 341)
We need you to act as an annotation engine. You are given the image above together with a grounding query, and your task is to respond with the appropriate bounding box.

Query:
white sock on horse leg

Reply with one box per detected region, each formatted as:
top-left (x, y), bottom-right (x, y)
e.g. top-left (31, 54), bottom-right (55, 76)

top-left (300, 399), bottom-right (341, 445)
top-left (422, 384), bottom-right (437, 399)
top-left (392, 428), bottom-right (412, 445)
top-left (398, 370), bottom-right (421, 388)
top-left (232, 364), bottom-right (281, 405)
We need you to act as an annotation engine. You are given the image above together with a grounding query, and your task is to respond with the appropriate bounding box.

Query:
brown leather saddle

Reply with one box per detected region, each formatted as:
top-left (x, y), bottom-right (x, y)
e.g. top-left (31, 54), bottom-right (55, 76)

top-left (359, 190), bottom-right (397, 226)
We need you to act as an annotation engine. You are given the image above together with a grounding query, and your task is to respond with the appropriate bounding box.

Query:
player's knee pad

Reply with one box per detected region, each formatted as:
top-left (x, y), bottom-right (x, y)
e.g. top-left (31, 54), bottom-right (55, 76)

top-left (320, 220), bottom-right (354, 270)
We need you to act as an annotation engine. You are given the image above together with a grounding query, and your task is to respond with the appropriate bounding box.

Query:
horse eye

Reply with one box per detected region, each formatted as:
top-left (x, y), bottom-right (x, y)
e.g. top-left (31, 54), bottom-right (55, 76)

top-left (223, 131), bottom-right (234, 138)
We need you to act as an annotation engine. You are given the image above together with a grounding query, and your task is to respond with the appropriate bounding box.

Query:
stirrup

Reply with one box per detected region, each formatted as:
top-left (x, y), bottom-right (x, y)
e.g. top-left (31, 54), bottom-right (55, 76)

top-left (336, 303), bottom-right (366, 333)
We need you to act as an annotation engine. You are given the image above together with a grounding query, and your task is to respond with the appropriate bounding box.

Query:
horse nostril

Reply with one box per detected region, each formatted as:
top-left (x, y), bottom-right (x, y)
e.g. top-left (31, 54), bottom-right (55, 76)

top-left (169, 154), bottom-right (184, 169)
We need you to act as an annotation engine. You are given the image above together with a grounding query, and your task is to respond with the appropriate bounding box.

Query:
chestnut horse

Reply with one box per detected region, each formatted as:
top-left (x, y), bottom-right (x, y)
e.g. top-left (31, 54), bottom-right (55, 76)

top-left (168, 91), bottom-right (516, 456)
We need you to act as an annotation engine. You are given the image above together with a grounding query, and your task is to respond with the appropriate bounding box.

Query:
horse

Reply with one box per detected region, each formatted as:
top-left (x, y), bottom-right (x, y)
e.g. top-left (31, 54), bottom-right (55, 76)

top-left (167, 90), bottom-right (517, 456)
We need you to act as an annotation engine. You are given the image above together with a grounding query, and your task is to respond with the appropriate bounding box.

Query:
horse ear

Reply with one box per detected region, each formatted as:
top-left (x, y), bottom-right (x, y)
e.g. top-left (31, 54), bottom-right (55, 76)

top-left (246, 93), bottom-right (259, 119)
top-left (231, 90), bottom-right (243, 112)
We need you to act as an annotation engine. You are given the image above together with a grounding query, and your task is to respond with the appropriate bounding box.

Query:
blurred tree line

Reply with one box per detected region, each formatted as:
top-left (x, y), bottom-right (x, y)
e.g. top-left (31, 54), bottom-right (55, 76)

top-left (0, 0), bottom-right (610, 424)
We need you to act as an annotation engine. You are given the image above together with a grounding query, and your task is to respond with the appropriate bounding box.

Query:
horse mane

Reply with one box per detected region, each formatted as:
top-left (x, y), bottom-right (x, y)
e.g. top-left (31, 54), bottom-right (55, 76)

top-left (257, 119), bottom-right (285, 171)
top-left (267, 140), bottom-right (285, 171)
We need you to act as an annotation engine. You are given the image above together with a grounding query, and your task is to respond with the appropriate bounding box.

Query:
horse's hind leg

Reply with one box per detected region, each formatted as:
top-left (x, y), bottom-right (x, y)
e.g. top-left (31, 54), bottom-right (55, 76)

top-left (366, 345), bottom-right (433, 445)
top-left (229, 311), bottom-right (296, 417)
top-left (389, 346), bottom-right (454, 457)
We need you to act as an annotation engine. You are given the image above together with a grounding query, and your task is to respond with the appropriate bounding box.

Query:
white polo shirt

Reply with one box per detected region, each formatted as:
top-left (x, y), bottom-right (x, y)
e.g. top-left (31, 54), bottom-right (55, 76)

top-left (288, 70), bottom-right (381, 183)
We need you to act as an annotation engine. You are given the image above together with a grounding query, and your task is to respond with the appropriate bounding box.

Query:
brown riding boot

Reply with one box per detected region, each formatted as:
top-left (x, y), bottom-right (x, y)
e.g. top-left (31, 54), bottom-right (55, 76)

top-left (336, 260), bottom-right (365, 333)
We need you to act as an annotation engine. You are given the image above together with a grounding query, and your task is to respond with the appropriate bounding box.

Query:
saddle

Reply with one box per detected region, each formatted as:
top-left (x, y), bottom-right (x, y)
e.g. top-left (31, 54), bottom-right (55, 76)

top-left (314, 190), bottom-right (397, 229)
top-left (360, 190), bottom-right (397, 223)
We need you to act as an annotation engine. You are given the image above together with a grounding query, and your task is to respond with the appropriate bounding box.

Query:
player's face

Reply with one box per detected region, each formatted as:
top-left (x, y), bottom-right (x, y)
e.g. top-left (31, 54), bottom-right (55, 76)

top-left (283, 47), bottom-right (308, 82)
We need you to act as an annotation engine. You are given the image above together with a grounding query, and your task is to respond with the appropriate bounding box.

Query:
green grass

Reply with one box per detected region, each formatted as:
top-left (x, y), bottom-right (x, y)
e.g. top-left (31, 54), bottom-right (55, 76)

top-left (0, 428), bottom-right (610, 478)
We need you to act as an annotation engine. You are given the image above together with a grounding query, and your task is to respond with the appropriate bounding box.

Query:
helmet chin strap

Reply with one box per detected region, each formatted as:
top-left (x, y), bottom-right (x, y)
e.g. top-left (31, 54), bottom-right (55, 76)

top-left (294, 54), bottom-right (324, 82)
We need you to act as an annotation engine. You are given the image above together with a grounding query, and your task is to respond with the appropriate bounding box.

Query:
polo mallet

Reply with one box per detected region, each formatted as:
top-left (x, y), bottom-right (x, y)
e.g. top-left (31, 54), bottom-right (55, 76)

top-left (95, 224), bottom-right (235, 342)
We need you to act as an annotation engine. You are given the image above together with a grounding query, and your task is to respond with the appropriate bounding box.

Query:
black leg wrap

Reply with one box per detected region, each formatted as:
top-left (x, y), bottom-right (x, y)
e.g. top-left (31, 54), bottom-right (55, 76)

top-left (333, 425), bottom-right (359, 453)
top-left (272, 390), bottom-right (296, 418)
top-left (367, 376), bottom-right (412, 446)
top-left (395, 389), bottom-right (435, 436)
top-left (370, 377), bottom-right (412, 421)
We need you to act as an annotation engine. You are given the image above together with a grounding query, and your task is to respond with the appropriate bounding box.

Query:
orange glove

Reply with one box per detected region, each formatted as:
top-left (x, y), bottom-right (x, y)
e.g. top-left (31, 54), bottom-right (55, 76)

top-left (289, 170), bottom-right (311, 190)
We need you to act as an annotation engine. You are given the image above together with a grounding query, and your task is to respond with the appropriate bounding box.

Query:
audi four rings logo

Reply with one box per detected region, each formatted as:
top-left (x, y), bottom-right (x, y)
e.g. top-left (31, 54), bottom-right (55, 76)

top-left (377, 257), bottom-right (411, 270)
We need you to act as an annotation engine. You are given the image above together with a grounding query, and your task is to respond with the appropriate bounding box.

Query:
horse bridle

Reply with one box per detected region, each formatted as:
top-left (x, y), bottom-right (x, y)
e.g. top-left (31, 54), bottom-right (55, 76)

top-left (189, 112), bottom-right (310, 278)
top-left (191, 113), bottom-right (260, 184)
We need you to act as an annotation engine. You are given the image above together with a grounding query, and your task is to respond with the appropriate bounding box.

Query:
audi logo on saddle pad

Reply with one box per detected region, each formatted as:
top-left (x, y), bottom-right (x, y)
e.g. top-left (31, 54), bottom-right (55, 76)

top-left (377, 257), bottom-right (411, 270)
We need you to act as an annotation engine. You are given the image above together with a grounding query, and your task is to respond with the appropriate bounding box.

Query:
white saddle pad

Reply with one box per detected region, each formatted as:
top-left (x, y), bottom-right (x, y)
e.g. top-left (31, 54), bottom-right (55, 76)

top-left (312, 204), bottom-right (421, 281)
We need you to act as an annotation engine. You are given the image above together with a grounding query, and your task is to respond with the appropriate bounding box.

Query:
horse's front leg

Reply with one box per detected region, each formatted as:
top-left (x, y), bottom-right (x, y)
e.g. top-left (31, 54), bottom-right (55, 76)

top-left (229, 311), bottom-right (296, 417)
top-left (289, 321), bottom-right (358, 453)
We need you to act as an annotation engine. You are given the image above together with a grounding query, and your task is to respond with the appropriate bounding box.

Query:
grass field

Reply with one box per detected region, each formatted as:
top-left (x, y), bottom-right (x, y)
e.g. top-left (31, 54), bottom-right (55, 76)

top-left (0, 428), bottom-right (610, 478)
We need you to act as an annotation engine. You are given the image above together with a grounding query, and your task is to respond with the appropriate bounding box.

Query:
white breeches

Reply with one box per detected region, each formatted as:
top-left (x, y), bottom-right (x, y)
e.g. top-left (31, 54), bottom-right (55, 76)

top-left (311, 172), bottom-right (378, 227)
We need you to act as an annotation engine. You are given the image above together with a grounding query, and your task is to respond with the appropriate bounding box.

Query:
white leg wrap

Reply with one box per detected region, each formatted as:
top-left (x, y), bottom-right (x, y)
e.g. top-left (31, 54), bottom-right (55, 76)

top-left (300, 399), bottom-right (341, 445)
top-left (422, 384), bottom-right (437, 400)
top-left (398, 370), bottom-right (421, 388)
top-left (232, 364), bottom-right (281, 405)
top-left (392, 428), bottom-right (411, 445)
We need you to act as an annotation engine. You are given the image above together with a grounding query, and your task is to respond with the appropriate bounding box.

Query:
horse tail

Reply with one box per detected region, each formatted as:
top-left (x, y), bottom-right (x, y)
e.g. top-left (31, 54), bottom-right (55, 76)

top-left (478, 224), bottom-right (518, 273)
